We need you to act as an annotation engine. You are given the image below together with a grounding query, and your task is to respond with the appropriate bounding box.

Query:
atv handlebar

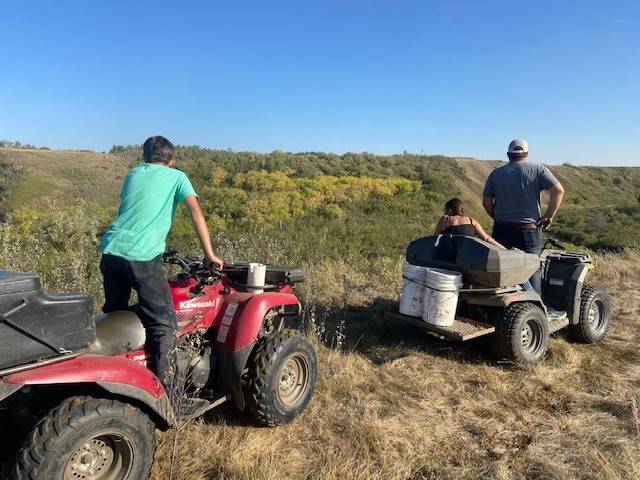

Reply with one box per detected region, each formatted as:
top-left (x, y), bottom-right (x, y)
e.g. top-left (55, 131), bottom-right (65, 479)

top-left (162, 249), bottom-right (222, 285)
top-left (542, 237), bottom-right (565, 250)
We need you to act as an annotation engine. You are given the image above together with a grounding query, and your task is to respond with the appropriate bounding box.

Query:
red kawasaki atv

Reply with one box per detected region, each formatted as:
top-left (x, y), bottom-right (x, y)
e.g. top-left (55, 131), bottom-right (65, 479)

top-left (0, 250), bottom-right (316, 479)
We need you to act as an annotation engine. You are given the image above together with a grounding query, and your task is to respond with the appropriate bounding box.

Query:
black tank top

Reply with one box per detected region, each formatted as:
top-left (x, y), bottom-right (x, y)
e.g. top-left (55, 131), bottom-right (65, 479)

top-left (442, 217), bottom-right (476, 237)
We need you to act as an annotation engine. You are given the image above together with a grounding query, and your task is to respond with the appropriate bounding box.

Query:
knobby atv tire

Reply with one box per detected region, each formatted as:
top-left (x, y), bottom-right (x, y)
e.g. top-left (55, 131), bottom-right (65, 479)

top-left (491, 302), bottom-right (549, 365)
top-left (570, 285), bottom-right (611, 343)
top-left (248, 329), bottom-right (317, 427)
top-left (16, 395), bottom-right (156, 480)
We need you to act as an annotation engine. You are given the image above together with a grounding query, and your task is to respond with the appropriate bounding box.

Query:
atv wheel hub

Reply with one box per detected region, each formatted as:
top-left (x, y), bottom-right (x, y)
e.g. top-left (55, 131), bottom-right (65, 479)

top-left (521, 323), bottom-right (533, 348)
top-left (520, 319), bottom-right (543, 354)
top-left (588, 303), bottom-right (601, 329)
top-left (65, 433), bottom-right (133, 479)
top-left (278, 355), bottom-right (309, 406)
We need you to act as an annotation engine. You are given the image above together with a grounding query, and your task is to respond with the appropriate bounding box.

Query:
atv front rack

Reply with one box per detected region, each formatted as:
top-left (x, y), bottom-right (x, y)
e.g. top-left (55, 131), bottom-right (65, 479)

top-left (162, 250), bottom-right (305, 287)
top-left (222, 262), bottom-right (305, 286)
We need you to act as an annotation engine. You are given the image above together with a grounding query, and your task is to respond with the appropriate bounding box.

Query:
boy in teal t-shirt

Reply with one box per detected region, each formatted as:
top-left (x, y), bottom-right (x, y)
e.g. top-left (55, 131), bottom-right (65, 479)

top-left (100, 136), bottom-right (223, 415)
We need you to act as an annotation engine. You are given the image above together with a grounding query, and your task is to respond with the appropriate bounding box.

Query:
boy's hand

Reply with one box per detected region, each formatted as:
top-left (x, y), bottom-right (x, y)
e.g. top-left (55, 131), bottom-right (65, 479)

top-left (205, 255), bottom-right (224, 271)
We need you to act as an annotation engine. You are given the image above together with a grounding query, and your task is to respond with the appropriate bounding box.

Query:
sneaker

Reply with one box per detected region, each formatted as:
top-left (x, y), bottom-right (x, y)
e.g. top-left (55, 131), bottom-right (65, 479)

top-left (547, 308), bottom-right (567, 321)
top-left (176, 397), bottom-right (211, 420)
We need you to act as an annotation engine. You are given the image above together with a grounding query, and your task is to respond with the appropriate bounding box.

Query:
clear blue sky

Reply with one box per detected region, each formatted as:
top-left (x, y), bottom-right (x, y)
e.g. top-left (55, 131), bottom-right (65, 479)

top-left (1, 1), bottom-right (638, 166)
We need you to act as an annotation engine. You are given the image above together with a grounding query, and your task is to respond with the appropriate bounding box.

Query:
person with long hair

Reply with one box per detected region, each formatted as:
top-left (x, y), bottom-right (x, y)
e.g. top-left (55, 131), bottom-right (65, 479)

top-left (434, 197), bottom-right (506, 249)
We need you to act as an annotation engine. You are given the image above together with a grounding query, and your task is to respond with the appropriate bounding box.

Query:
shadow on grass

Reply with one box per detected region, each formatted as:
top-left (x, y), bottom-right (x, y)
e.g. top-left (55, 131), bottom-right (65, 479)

top-left (293, 297), bottom-right (499, 367)
top-left (178, 401), bottom-right (255, 428)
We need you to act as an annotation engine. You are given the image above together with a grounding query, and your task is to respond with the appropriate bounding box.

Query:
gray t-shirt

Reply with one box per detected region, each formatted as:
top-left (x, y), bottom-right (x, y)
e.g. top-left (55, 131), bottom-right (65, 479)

top-left (483, 161), bottom-right (559, 223)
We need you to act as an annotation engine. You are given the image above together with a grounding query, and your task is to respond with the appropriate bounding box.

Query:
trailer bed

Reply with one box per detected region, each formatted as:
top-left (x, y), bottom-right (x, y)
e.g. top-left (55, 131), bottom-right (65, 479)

top-left (385, 310), bottom-right (495, 341)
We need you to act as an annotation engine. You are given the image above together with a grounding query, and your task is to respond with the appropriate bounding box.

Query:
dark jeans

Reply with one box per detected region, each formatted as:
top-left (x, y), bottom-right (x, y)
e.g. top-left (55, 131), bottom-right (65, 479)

top-left (100, 254), bottom-right (178, 396)
top-left (491, 223), bottom-right (543, 296)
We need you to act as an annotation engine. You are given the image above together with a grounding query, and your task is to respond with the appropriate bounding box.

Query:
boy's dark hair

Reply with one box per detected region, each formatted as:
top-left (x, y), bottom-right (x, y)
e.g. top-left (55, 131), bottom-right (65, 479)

top-left (143, 136), bottom-right (174, 164)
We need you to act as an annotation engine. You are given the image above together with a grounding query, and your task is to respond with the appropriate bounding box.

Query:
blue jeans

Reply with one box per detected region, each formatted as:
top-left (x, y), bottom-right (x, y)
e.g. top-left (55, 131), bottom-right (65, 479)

top-left (491, 223), bottom-right (542, 295)
top-left (100, 254), bottom-right (177, 394)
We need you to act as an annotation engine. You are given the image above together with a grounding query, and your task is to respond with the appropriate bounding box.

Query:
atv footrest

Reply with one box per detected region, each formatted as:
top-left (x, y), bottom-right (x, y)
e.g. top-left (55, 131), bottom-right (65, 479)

top-left (548, 316), bottom-right (569, 334)
top-left (385, 311), bottom-right (495, 341)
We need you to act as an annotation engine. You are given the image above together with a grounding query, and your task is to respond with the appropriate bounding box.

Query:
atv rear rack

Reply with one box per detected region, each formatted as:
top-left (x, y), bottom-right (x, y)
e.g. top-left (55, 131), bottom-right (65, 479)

top-left (385, 311), bottom-right (495, 342)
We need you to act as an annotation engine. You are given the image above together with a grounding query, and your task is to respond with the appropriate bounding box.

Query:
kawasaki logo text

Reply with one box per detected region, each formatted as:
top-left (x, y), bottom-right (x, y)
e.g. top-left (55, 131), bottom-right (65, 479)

top-left (179, 300), bottom-right (216, 310)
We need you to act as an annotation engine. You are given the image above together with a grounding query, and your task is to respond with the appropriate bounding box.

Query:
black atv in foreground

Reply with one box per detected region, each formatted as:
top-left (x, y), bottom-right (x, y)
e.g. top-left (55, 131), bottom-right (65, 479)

top-left (388, 235), bottom-right (611, 365)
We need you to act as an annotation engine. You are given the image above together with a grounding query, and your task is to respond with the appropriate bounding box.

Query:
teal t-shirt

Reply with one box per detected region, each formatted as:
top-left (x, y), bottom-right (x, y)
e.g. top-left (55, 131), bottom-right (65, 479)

top-left (100, 163), bottom-right (197, 261)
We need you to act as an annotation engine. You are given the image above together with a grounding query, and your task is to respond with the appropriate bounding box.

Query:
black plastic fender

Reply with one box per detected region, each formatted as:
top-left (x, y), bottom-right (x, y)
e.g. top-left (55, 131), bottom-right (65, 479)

top-left (462, 290), bottom-right (546, 314)
top-left (98, 381), bottom-right (172, 428)
top-left (0, 380), bottom-right (22, 402)
top-left (567, 264), bottom-right (592, 325)
top-left (212, 342), bottom-right (254, 411)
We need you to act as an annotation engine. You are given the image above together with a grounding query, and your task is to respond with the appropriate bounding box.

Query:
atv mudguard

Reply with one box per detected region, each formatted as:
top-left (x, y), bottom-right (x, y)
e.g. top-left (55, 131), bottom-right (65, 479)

top-left (0, 381), bottom-right (21, 402)
top-left (220, 291), bottom-right (301, 351)
top-left (213, 291), bottom-right (301, 410)
top-left (565, 263), bottom-right (591, 326)
top-left (462, 290), bottom-right (546, 313)
top-left (1, 354), bottom-right (171, 425)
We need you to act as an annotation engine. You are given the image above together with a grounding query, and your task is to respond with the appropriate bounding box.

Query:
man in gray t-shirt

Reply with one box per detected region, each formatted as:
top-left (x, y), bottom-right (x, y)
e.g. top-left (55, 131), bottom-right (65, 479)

top-left (482, 138), bottom-right (565, 295)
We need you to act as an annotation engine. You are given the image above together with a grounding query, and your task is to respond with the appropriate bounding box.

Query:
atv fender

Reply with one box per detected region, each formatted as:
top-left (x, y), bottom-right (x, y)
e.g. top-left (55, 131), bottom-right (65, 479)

top-left (1, 354), bottom-right (171, 424)
top-left (213, 292), bottom-right (301, 410)
top-left (463, 290), bottom-right (546, 313)
top-left (213, 342), bottom-right (254, 411)
top-left (567, 264), bottom-right (592, 325)
top-left (216, 292), bottom-right (301, 351)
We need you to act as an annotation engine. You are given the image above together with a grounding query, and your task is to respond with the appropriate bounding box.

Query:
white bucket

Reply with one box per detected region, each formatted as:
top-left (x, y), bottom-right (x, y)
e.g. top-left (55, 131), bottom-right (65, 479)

top-left (247, 263), bottom-right (266, 293)
top-left (399, 264), bottom-right (429, 317)
top-left (422, 268), bottom-right (463, 326)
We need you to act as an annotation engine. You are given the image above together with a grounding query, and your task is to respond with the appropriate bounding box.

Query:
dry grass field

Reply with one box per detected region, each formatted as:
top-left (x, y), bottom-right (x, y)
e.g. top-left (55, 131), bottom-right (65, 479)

top-left (151, 249), bottom-right (640, 480)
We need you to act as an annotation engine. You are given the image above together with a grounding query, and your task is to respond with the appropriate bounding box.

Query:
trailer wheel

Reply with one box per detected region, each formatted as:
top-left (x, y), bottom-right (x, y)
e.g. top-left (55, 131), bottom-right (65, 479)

top-left (17, 396), bottom-right (156, 480)
top-left (491, 302), bottom-right (549, 365)
top-left (247, 329), bottom-right (317, 427)
top-left (570, 285), bottom-right (611, 343)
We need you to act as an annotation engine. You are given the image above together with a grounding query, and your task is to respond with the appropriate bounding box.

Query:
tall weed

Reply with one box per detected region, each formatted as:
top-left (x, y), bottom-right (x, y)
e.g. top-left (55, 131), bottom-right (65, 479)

top-left (0, 204), bottom-right (103, 305)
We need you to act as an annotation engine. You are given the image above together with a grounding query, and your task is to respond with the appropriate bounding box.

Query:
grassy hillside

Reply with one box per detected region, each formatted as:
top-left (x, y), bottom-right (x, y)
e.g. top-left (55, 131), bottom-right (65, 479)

top-left (1, 147), bottom-right (639, 252)
top-left (0, 149), bottom-right (130, 212)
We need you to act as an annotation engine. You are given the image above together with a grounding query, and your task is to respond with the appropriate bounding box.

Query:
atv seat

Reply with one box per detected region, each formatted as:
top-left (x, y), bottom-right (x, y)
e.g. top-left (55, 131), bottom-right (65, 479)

top-left (0, 270), bottom-right (95, 370)
top-left (88, 311), bottom-right (146, 356)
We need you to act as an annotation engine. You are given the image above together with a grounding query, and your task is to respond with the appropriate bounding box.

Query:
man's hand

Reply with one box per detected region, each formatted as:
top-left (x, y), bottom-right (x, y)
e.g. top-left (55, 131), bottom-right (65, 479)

top-left (536, 216), bottom-right (553, 232)
top-left (539, 183), bottom-right (564, 232)
top-left (205, 255), bottom-right (224, 271)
